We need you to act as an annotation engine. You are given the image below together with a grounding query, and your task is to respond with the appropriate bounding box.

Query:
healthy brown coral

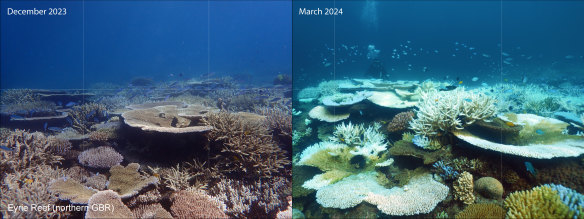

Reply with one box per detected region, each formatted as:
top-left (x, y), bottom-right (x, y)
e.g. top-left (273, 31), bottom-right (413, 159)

top-left (475, 177), bottom-right (504, 199)
top-left (85, 190), bottom-right (134, 218)
top-left (204, 112), bottom-right (290, 178)
top-left (170, 190), bottom-right (227, 219)
top-left (0, 130), bottom-right (63, 173)
top-left (387, 111), bottom-right (414, 132)
top-left (108, 163), bottom-right (159, 198)
top-left (78, 146), bottom-right (123, 169)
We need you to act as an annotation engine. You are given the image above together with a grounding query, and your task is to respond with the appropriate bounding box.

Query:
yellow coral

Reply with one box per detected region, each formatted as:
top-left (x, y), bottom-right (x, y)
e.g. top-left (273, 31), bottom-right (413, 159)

top-left (504, 185), bottom-right (574, 218)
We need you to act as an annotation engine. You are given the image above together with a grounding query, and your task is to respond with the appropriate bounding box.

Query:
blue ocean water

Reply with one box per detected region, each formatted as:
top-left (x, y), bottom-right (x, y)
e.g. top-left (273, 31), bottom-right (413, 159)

top-left (1, 1), bottom-right (291, 89)
top-left (293, 0), bottom-right (584, 89)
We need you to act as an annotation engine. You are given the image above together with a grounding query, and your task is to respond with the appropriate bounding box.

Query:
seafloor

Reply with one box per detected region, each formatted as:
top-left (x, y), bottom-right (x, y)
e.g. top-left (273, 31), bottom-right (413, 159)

top-left (0, 75), bottom-right (293, 218)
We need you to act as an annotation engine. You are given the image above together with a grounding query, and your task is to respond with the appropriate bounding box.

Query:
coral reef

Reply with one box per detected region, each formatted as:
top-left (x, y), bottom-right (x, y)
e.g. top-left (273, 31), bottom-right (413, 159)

top-left (0, 130), bottom-right (63, 173)
top-left (387, 111), bottom-right (414, 132)
top-left (455, 203), bottom-right (505, 219)
top-left (453, 171), bottom-right (475, 205)
top-left (68, 103), bottom-right (108, 133)
top-left (48, 177), bottom-right (98, 204)
top-left (108, 163), bottom-right (159, 198)
top-left (122, 105), bottom-right (213, 134)
top-left (504, 185), bottom-right (574, 218)
top-left (409, 88), bottom-right (497, 137)
top-left (78, 146), bottom-right (123, 169)
top-left (308, 105), bottom-right (349, 122)
top-left (204, 112), bottom-right (290, 178)
top-left (208, 176), bottom-right (291, 218)
top-left (170, 190), bottom-right (227, 219)
top-left (85, 190), bottom-right (134, 218)
top-left (0, 165), bottom-right (70, 219)
top-left (475, 177), bottom-right (504, 199)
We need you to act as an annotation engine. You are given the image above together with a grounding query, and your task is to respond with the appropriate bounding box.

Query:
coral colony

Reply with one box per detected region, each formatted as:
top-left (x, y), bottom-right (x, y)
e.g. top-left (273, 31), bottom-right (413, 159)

top-left (293, 78), bottom-right (584, 218)
top-left (0, 75), bottom-right (293, 218)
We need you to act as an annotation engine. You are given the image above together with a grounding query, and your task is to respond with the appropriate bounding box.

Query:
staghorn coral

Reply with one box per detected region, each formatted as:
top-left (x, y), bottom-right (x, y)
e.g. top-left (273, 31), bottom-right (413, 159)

top-left (387, 111), bottom-right (414, 132)
top-left (1, 100), bottom-right (58, 117)
top-left (68, 103), bottom-right (108, 133)
top-left (409, 88), bottom-right (497, 137)
top-left (0, 129), bottom-right (63, 173)
top-left (208, 176), bottom-right (291, 218)
top-left (108, 163), bottom-right (159, 198)
top-left (453, 171), bottom-right (475, 205)
top-left (204, 112), bottom-right (290, 178)
top-left (329, 122), bottom-right (388, 159)
top-left (1, 165), bottom-right (70, 219)
top-left (46, 136), bottom-right (73, 156)
top-left (504, 185), bottom-right (574, 218)
top-left (78, 146), bottom-right (123, 169)
top-left (455, 203), bottom-right (505, 219)
top-left (170, 190), bottom-right (227, 219)
top-left (256, 105), bottom-right (292, 139)
top-left (276, 196), bottom-right (293, 219)
top-left (85, 190), bottom-right (134, 218)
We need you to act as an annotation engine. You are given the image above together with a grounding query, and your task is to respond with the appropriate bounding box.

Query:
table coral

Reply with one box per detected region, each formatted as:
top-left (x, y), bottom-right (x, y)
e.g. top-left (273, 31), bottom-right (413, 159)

top-left (108, 163), bottom-right (159, 198)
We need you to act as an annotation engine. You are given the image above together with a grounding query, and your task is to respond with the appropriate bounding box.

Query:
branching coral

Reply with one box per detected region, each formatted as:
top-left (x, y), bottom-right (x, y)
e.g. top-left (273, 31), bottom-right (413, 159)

top-left (1, 165), bottom-right (70, 219)
top-left (0, 130), bottom-right (63, 173)
top-left (208, 176), bottom-right (291, 218)
top-left (204, 112), bottom-right (290, 178)
top-left (329, 122), bottom-right (388, 158)
top-left (77, 146), bottom-right (123, 169)
top-left (504, 185), bottom-right (575, 218)
top-left (409, 88), bottom-right (497, 137)
top-left (68, 103), bottom-right (108, 133)
top-left (256, 104), bottom-right (292, 139)
top-left (0, 89), bottom-right (40, 105)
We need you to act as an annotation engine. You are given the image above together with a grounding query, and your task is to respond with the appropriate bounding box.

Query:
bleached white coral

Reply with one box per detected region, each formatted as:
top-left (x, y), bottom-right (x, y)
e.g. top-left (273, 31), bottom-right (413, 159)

top-left (329, 122), bottom-right (364, 146)
top-left (409, 88), bottom-right (497, 137)
top-left (296, 142), bottom-right (347, 165)
top-left (329, 122), bottom-right (388, 158)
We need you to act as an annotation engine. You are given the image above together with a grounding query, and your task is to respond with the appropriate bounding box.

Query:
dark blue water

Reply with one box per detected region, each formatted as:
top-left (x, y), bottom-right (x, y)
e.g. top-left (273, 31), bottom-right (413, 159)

top-left (1, 1), bottom-right (291, 89)
top-left (293, 0), bottom-right (584, 88)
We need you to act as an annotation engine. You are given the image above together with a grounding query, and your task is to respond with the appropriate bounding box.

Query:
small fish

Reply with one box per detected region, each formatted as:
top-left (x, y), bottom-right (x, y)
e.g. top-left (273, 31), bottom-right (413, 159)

top-left (65, 102), bottom-right (76, 107)
top-left (472, 77), bottom-right (479, 82)
top-left (44, 122), bottom-right (48, 132)
top-left (86, 110), bottom-right (96, 119)
top-left (10, 115), bottom-right (24, 120)
top-left (47, 127), bottom-right (63, 132)
top-left (535, 129), bottom-right (544, 135)
top-left (435, 99), bottom-right (439, 102)
top-left (0, 145), bottom-right (14, 151)
top-left (23, 178), bottom-right (33, 184)
top-left (463, 98), bottom-right (472, 102)
top-left (506, 121), bottom-right (515, 127)
top-left (102, 110), bottom-right (108, 118)
top-left (359, 110), bottom-right (363, 116)
top-left (524, 161), bottom-right (537, 176)
top-left (458, 81), bottom-right (463, 85)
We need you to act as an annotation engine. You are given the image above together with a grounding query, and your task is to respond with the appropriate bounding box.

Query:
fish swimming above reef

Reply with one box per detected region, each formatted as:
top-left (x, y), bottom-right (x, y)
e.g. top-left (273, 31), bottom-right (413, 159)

top-left (524, 161), bottom-right (537, 176)
top-left (0, 145), bottom-right (14, 151)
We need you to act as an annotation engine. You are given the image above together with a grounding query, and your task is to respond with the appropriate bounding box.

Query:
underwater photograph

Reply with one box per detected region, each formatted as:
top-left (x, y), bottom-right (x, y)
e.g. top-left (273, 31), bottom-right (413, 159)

top-left (292, 1), bottom-right (584, 218)
top-left (1, 1), bottom-right (292, 218)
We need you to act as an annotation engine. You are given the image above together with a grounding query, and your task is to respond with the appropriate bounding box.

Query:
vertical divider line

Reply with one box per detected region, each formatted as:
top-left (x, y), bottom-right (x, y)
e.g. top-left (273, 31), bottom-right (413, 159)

top-left (499, 0), bottom-right (504, 181)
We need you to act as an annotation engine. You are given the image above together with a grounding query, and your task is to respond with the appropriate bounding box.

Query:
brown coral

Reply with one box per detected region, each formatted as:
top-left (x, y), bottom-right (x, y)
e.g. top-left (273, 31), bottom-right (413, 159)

top-left (455, 203), bottom-right (505, 219)
top-left (504, 185), bottom-right (573, 218)
top-left (170, 190), bottom-right (227, 219)
top-left (78, 146), bottom-right (123, 169)
top-left (454, 171), bottom-right (475, 205)
top-left (207, 176), bottom-right (291, 218)
top-left (0, 129), bottom-right (63, 173)
top-left (108, 163), bottom-right (159, 198)
top-left (387, 111), bottom-right (414, 132)
top-left (1, 165), bottom-right (72, 218)
top-left (204, 112), bottom-right (290, 178)
top-left (48, 177), bottom-right (98, 204)
top-left (475, 177), bottom-right (504, 199)
top-left (132, 203), bottom-right (173, 218)
top-left (85, 190), bottom-right (134, 218)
